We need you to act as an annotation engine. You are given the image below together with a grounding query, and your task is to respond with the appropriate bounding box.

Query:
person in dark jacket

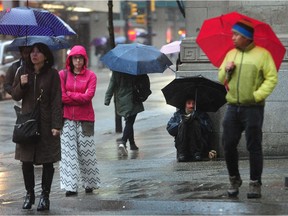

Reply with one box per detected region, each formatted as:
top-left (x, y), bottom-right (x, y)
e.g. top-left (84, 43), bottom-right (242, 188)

top-left (4, 46), bottom-right (31, 95)
top-left (11, 43), bottom-right (62, 211)
top-left (167, 97), bottom-right (213, 162)
top-left (105, 71), bottom-right (144, 156)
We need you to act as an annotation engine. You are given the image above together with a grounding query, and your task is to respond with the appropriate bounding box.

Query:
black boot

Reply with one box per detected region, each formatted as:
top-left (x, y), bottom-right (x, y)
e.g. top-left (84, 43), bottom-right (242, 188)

top-left (22, 162), bottom-right (35, 209)
top-left (130, 141), bottom-right (139, 150)
top-left (37, 191), bottom-right (50, 211)
top-left (37, 164), bottom-right (54, 211)
top-left (23, 191), bottom-right (35, 209)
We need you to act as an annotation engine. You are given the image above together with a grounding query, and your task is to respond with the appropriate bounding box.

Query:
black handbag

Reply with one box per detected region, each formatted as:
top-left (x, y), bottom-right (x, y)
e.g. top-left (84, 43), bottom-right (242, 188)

top-left (12, 90), bottom-right (42, 145)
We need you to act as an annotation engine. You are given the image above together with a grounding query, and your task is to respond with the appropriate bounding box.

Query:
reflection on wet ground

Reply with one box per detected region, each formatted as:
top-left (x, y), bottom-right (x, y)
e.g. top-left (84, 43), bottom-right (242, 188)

top-left (1, 100), bottom-right (288, 214)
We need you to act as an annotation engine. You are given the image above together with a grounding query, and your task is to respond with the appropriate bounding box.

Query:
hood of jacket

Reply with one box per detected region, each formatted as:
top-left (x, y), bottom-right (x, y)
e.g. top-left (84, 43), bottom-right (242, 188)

top-left (66, 45), bottom-right (88, 72)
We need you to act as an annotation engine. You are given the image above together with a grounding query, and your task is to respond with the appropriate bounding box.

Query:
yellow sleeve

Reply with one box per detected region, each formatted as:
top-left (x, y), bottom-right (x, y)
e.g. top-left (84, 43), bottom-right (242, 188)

top-left (253, 51), bottom-right (278, 102)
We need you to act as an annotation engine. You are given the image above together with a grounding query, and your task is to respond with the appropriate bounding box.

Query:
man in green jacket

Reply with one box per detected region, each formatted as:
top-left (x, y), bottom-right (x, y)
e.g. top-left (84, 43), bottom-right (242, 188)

top-left (218, 19), bottom-right (278, 199)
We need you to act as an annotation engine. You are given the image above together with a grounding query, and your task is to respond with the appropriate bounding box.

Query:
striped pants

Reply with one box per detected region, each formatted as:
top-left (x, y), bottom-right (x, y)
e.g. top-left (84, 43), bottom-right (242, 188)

top-left (60, 120), bottom-right (100, 192)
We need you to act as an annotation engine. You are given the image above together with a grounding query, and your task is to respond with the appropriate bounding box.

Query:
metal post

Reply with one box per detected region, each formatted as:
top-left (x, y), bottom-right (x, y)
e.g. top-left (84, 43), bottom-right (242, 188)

top-left (12, 1), bottom-right (20, 7)
top-left (146, 0), bottom-right (153, 45)
top-left (108, 0), bottom-right (122, 133)
top-left (124, 1), bottom-right (130, 44)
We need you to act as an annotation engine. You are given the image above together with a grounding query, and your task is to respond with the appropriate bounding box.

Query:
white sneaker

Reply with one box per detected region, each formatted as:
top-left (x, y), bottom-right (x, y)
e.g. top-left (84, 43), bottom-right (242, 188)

top-left (118, 144), bottom-right (128, 156)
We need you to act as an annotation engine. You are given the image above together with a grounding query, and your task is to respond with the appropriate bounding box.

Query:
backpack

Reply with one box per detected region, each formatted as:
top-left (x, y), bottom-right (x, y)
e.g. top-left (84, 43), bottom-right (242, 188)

top-left (133, 74), bottom-right (152, 103)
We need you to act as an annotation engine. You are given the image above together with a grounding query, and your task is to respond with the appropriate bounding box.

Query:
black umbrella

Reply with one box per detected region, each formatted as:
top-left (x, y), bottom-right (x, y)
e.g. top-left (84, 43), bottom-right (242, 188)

top-left (161, 75), bottom-right (227, 112)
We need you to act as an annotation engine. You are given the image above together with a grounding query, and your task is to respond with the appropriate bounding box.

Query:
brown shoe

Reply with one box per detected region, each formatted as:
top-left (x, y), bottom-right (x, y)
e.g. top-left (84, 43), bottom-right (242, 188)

top-left (227, 176), bottom-right (242, 197)
top-left (247, 180), bottom-right (261, 198)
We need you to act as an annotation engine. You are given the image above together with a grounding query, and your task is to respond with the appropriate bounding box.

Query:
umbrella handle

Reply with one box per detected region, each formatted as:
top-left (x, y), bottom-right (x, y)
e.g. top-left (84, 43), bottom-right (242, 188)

top-left (220, 15), bottom-right (224, 28)
top-left (168, 66), bottom-right (176, 73)
top-left (195, 88), bottom-right (198, 111)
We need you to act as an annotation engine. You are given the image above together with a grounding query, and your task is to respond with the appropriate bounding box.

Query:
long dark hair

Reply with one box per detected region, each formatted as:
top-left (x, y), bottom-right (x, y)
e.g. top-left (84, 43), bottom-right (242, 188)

top-left (27, 43), bottom-right (54, 69)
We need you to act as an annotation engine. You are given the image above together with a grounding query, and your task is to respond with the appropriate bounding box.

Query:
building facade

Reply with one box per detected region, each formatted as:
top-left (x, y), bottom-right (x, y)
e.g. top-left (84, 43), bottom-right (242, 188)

top-left (180, 1), bottom-right (288, 157)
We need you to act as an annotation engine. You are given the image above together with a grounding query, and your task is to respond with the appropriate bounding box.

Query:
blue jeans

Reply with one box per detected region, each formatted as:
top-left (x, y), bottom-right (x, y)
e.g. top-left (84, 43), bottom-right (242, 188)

top-left (222, 105), bottom-right (264, 183)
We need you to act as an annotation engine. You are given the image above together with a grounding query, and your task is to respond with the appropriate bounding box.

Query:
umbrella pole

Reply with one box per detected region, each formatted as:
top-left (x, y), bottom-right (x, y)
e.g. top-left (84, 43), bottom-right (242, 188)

top-left (168, 66), bottom-right (176, 73)
top-left (195, 88), bottom-right (198, 111)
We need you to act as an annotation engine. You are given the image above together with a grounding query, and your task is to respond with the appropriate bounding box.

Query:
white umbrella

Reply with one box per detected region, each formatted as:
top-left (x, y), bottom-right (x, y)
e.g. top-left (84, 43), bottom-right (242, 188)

top-left (160, 40), bottom-right (181, 54)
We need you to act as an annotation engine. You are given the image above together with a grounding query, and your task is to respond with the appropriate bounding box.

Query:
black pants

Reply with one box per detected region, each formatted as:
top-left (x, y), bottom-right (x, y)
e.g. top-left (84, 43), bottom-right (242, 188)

top-left (122, 114), bottom-right (137, 145)
top-left (222, 105), bottom-right (264, 183)
top-left (176, 119), bottom-right (202, 158)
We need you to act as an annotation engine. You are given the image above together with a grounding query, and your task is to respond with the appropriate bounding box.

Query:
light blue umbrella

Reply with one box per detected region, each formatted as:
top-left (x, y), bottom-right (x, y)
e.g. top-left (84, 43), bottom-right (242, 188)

top-left (100, 43), bottom-right (173, 75)
top-left (7, 36), bottom-right (70, 51)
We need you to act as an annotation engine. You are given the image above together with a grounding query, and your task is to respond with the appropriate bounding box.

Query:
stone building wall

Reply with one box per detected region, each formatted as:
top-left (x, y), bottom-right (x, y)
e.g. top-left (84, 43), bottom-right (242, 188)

top-left (179, 1), bottom-right (288, 157)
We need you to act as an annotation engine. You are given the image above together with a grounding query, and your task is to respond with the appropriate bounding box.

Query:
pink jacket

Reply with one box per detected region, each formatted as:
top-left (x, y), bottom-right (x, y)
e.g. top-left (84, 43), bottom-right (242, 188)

top-left (59, 45), bottom-right (97, 122)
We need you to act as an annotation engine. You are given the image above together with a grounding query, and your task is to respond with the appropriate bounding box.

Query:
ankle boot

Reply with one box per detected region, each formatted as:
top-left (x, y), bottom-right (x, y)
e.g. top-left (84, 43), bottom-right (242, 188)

top-left (130, 142), bottom-right (139, 150)
top-left (37, 163), bottom-right (54, 211)
top-left (22, 190), bottom-right (35, 209)
top-left (37, 191), bottom-right (50, 211)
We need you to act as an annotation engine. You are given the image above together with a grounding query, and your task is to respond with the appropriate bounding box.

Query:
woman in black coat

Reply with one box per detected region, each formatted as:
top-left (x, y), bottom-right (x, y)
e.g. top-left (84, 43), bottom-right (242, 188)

top-left (12, 43), bottom-right (62, 211)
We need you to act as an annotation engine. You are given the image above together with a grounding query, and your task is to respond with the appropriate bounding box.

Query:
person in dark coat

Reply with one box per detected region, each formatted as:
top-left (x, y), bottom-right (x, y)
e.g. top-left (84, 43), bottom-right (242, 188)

top-left (105, 71), bottom-right (144, 156)
top-left (11, 43), bottom-right (62, 211)
top-left (4, 46), bottom-right (31, 95)
top-left (167, 97), bottom-right (213, 162)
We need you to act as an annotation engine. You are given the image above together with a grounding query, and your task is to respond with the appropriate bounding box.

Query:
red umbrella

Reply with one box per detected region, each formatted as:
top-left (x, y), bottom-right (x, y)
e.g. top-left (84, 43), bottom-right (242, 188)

top-left (196, 11), bottom-right (286, 71)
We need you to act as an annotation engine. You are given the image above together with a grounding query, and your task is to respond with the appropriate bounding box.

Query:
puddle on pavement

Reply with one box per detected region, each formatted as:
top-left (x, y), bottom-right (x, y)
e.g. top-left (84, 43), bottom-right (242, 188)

top-left (99, 178), bottom-right (227, 201)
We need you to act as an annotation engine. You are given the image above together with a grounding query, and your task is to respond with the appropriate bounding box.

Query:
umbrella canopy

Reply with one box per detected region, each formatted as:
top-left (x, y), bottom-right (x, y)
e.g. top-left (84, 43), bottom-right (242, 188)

top-left (90, 37), bottom-right (107, 47)
top-left (0, 7), bottom-right (76, 36)
top-left (196, 11), bottom-right (286, 71)
top-left (160, 40), bottom-right (181, 54)
top-left (161, 75), bottom-right (227, 112)
top-left (100, 43), bottom-right (173, 75)
top-left (7, 36), bottom-right (70, 51)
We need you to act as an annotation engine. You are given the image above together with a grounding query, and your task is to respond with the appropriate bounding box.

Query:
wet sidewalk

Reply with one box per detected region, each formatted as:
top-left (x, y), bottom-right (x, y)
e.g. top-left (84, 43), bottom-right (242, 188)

top-left (0, 68), bottom-right (287, 215)
top-left (0, 124), bottom-right (288, 215)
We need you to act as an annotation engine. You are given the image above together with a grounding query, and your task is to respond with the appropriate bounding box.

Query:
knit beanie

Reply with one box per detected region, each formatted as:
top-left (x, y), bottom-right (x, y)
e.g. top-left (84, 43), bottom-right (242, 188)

top-left (232, 19), bottom-right (254, 40)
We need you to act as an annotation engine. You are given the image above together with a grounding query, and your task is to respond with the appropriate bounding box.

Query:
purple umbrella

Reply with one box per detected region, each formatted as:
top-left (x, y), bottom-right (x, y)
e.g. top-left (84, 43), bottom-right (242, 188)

top-left (0, 7), bottom-right (76, 36)
top-left (90, 37), bottom-right (107, 46)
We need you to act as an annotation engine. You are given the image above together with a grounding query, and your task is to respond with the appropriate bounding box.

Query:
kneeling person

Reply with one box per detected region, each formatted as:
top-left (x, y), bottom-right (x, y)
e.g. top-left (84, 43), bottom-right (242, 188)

top-left (167, 97), bottom-right (213, 162)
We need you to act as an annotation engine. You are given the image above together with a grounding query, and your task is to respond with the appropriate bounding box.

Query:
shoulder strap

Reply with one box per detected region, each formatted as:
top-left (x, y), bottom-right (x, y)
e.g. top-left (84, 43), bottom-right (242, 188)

top-left (14, 65), bottom-right (23, 78)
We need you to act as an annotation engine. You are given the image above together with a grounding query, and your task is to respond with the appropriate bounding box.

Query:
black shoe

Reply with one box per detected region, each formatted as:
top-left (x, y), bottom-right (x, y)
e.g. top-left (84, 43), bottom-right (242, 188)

top-left (194, 152), bottom-right (202, 161)
top-left (85, 188), bottom-right (93, 193)
top-left (116, 138), bottom-right (123, 143)
top-left (37, 193), bottom-right (50, 211)
top-left (65, 191), bottom-right (78, 197)
top-left (177, 154), bottom-right (187, 162)
top-left (22, 191), bottom-right (35, 209)
top-left (130, 143), bottom-right (139, 150)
